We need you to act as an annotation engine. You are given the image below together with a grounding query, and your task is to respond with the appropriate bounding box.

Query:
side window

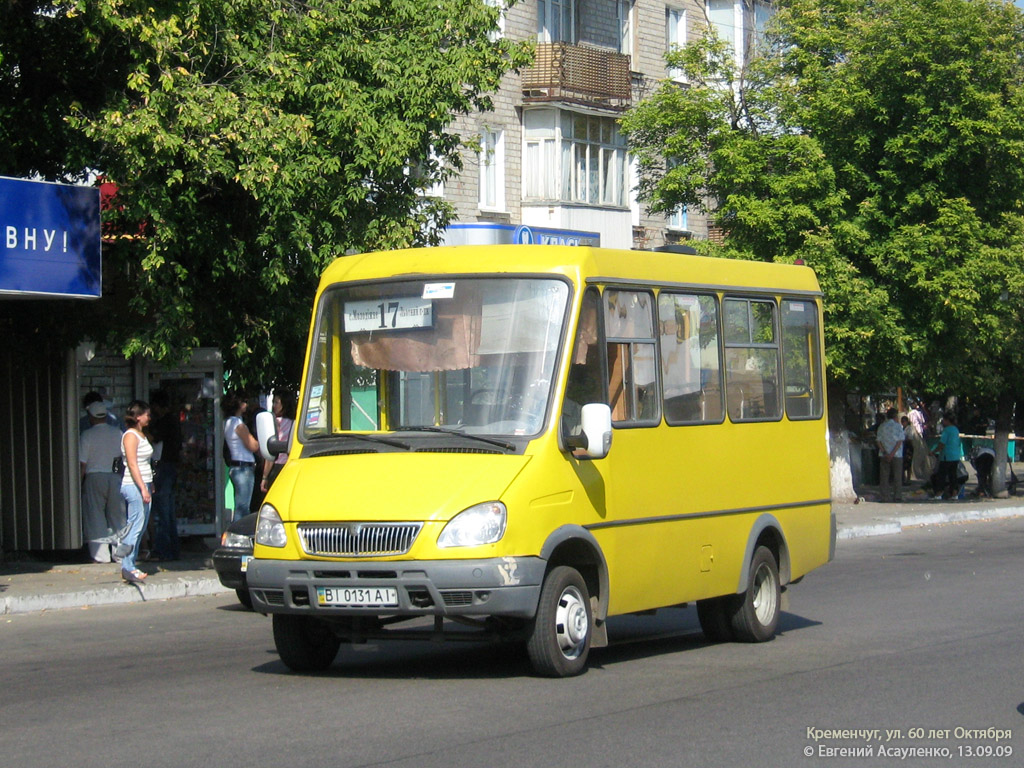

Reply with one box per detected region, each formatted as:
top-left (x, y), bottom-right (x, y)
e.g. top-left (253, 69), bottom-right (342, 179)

top-left (781, 299), bottom-right (824, 419)
top-left (561, 288), bottom-right (604, 442)
top-left (605, 290), bottom-right (659, 425)
top-left (659, 293), bottom-right (723, 424)
top-left (723, 298), bottom-right (781, 421)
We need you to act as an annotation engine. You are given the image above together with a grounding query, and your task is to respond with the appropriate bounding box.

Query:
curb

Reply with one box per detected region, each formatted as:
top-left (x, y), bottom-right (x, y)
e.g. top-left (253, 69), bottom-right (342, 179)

top-left (1, 576), bottom-right (231, 616)
top-left (837, 505), bottom-right (1024, 540)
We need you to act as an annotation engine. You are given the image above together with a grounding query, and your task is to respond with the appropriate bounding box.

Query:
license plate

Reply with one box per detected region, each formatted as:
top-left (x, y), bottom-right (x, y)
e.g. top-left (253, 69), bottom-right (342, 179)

top-left (317, 586), bottom-right (399, 607)
top-left (240, 555), bottom-right (253, 573)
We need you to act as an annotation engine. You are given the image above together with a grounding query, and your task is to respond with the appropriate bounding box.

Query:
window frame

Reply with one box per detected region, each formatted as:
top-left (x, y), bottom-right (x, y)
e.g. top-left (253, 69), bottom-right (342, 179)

top-left (604, 288), bottom-right (662, 428)
top-left (538, 0), bottom-right (576, 44)
top-left (665, 5), bottom-right (687, 82)
top-left (478, 128), bottom-right (506, 212)
top-left (658, 290), bottom-right (725, 426)
top-left (618, 0), bottom-right (636, 58)
top-left (523, 108), bottom-right (628, 208)
top-left (722, 295), bottom-right (782, 423)
top-left (780, 298), bottom-right (825, 421)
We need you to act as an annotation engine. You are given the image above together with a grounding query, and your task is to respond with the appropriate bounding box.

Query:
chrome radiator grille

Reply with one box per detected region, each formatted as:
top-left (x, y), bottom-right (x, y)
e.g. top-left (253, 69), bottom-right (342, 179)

top-left (297, 522), bottom-right (422, 557)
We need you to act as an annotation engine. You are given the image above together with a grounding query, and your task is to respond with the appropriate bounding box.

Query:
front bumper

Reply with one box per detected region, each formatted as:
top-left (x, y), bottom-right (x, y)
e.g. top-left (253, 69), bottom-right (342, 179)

top-left (212, 548), bottom-right (251, 590)
top-left (246, 556), bottom-right (546, 619)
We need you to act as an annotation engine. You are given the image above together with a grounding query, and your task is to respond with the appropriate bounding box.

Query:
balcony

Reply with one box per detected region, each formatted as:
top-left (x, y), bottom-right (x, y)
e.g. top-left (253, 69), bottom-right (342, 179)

top-left (523, 43), bottom-right (632, 109)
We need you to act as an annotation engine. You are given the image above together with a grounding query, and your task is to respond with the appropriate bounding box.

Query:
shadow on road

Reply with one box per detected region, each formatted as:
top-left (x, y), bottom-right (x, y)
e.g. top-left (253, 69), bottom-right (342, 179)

top-left (247, 607), bottom-right (824, 680)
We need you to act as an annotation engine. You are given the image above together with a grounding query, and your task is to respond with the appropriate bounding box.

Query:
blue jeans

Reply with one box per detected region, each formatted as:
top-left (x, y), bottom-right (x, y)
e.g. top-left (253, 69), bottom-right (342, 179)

top-left (229, 465), bottom-right (255, 522)
top-left (118, 482), bottom-right (152, 572)
top-left (151, 462), bottom-right (180, 559)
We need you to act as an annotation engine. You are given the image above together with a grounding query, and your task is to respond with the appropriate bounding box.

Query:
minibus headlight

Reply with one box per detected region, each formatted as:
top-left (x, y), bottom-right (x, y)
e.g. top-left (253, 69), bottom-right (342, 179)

top-left (255, 504), bottom-right (288, 548)
top-left (437, 502), bottom-right (507, 548)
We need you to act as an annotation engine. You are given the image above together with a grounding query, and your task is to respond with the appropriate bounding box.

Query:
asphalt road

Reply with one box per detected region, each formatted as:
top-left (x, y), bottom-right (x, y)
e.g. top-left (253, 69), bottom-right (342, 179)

top-left (2, 519), bottom-right (1022, 768)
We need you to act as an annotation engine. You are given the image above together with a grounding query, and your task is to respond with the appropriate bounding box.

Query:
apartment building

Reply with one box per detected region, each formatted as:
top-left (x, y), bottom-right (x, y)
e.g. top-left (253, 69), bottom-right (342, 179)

top-left (440, 0), bottom-right (768, 251)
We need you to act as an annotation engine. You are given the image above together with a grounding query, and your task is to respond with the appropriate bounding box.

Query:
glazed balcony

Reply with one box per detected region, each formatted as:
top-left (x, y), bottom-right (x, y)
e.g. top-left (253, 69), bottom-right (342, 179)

top-left (523, 43), bottom-right (632, 109)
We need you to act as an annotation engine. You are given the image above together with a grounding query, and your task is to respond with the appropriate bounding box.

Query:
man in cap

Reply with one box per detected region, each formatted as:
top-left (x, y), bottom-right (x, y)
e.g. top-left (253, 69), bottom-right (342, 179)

top-left (80, 400), bottom-right (127, 562)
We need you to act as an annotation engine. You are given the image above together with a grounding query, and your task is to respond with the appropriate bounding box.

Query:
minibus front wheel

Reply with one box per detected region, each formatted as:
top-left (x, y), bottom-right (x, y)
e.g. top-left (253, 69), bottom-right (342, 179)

top-left (526, 566), bottom-right (592, 677)
top-left (273, 614), bottom-right (342, 672)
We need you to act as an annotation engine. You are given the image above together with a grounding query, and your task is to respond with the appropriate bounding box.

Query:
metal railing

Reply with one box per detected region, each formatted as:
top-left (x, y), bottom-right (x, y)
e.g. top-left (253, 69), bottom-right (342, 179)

top-left (523, 43), bottom-right (632, 108)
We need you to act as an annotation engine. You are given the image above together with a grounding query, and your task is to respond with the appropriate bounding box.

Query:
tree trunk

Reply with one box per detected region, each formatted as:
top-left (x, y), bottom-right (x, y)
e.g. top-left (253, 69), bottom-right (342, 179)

top-left (828, 383), bottom-right (857, 502)
top-left (991, 392), bottom-right (1015, 498)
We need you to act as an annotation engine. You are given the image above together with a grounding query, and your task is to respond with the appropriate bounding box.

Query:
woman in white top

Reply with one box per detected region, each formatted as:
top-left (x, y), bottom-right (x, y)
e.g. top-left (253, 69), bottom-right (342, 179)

top-left (223, 392), bottom-right (260, 522)
top-left (116, 400), bottom-right (154, 584)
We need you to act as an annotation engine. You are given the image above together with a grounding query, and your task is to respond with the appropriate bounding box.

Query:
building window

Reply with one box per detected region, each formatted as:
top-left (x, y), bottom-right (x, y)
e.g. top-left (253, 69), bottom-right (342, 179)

top-left (666, 6), bottom-right (687, 81)
top-left (668, 204), bottom-right (688, 231)
top-left (524, 109), bottom-right (560, 200)
top-left (706, 0), bottom-right (772, 70)
top-left (538, 0), bottom-right (575, 43)
top-left (485, 0), bottom-right (506, 41)
top-left (478, 129), bottom-right (505, 211)
top-left (618, 0), bottom-right (635, 58)
top-left (524, 109), bottom-right (628, 207)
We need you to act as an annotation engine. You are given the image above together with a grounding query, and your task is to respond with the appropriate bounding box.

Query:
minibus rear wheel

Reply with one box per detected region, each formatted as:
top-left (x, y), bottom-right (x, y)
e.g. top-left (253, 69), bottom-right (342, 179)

top-left (273, 614), bottom-right (341, 672)
top-left (527, 566), bottom-right (592, 677)
top-left (729, 545), bottom-right (781, 642)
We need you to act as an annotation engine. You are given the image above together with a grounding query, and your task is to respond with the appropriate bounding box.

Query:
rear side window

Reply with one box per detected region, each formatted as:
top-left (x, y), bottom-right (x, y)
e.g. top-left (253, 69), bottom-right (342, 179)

top-left (781, 299), bottom-right (824, 419)
top-left (659, 293), bottom-right (724, 425)
top-left (605, 290), bottom-right (660, 425)
top-left (723, 298), bottom-right (781, 422)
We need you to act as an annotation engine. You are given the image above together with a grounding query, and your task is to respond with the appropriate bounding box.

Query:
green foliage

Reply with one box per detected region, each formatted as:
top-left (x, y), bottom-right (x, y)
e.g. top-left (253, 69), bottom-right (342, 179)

top-left (0, 0), bottom-right (530, 388)
top-left (623, 0), bottom-right (1024, 398)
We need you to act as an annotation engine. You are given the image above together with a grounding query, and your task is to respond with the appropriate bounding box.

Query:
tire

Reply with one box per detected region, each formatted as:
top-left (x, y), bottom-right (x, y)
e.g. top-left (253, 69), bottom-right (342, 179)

top-left (696, 596), bottom-right (734, 642)
top-left (526, 566), bottom-right (592, 677)
top-left (729, 545), bottom-right (781, 643)
top-left (272, 614), bottom-right (341, 672)
top-left (235, 588), bottom-right (253, 610)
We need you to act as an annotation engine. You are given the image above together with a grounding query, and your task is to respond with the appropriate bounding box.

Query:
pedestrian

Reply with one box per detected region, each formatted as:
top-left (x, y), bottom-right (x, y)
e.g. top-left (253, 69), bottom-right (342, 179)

top-left (933, 413), bottom-right (962, 500)
top-left (115, 400), bottom-right (154, 584)
top-left (147, 389), bottom-right (181, 561)
top-left (79, 400), bottom-right (128, 562)
top-left (900, 415), bottom-right (914, 483)
top-left (913, 399), bottom-right (929, 436)
top-left (972, 443), bottom-right (996, 498)
top-left (79, 390), bottom-right (119, 433)
top-left (876, 408), bottom-right (905, 502)
top-left (260, 390), bottom-right (295, 494)
top-left (223, 392), bottom-right (259, 523)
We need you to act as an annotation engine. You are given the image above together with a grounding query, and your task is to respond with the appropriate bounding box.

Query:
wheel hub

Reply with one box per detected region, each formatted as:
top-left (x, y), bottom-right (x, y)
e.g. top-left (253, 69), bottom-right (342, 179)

top-left (555, 587), bottom-right (588, 657)
top-left (751, 562), bottom-right (778, 625)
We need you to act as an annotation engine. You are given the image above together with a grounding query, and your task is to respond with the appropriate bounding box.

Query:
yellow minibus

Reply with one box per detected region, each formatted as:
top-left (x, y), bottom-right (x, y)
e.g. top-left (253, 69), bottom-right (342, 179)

top-left (247, 244), bottom-right (834, 677)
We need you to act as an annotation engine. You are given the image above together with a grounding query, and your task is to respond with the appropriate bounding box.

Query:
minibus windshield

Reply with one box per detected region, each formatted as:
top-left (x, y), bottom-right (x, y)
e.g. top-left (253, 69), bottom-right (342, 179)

top-left (301, 277), bottom-right (570, 440)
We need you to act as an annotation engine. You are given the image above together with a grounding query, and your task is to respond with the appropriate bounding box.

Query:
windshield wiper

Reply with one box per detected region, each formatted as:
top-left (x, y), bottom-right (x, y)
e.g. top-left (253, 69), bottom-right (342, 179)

top-left (307, 433), bottom-right (411, 450)
top-left (397, 426), bottom-right (516, 452)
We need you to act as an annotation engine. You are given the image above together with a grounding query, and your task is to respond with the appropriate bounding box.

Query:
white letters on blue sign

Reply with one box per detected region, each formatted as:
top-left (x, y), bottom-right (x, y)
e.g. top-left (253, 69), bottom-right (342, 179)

top-left (5, 226), bottom-right (68, 252)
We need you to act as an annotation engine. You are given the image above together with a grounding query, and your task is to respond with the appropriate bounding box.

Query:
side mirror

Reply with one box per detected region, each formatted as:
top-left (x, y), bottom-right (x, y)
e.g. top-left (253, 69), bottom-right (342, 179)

top-left (256, 410), bottom-right (287, 462)
top-left (567, 403), bottom-right (612, 460)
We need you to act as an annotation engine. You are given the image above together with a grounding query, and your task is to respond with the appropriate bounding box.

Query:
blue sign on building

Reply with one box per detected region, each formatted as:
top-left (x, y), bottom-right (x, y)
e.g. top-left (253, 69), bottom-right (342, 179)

top-left (0, 176), bottom-right (102, 299)
top-left (442, 222), bottom-right (600, 248)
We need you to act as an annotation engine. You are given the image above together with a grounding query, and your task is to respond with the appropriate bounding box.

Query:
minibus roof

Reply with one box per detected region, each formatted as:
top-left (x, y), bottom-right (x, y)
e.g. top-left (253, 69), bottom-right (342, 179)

top-left (317, 245), bottom-right (822, 297)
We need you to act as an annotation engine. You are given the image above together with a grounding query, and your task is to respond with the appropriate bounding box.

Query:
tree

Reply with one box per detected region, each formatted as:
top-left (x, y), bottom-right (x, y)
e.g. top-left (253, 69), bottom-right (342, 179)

top-left (0, 0), bottom-right (531, 388)
top-left (623, 0), bottom-right (1024, 496)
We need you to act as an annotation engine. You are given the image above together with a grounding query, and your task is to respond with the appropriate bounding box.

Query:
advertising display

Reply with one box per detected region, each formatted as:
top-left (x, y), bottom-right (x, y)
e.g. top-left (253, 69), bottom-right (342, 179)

top-left (0, 176), bottom-right (102, 298)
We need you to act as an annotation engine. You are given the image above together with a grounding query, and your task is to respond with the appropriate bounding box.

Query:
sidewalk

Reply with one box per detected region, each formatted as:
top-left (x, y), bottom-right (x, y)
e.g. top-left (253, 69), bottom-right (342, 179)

top-left (3, 488), bottom-right (1024, 616)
